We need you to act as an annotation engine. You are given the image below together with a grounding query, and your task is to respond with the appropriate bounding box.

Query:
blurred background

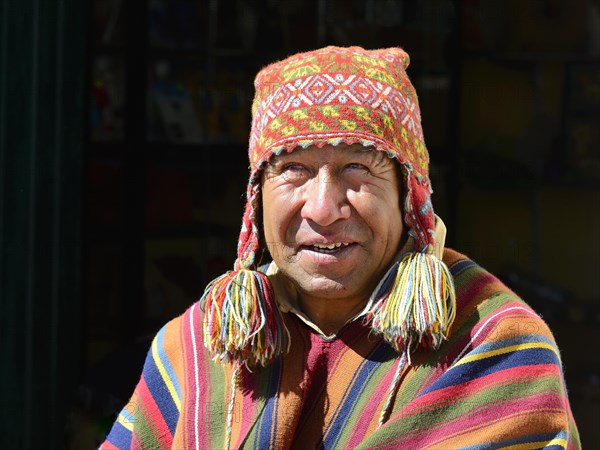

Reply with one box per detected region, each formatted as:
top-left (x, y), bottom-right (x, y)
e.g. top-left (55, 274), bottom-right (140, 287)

top-left (1, 0), bottom-right (599, 448)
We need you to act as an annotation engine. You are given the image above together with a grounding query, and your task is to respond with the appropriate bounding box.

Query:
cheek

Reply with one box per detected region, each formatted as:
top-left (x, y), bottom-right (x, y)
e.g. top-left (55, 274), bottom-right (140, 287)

top-left (263, 212), bottom-right (284, 248)
top-left (262, 193), bottom-right (278, 245)
top-left (349, 188), bottom-right (400, 217)
top-left (350, 191), bottom-right (403, 239)
top-left (262, 185), bottom-right (296, 243)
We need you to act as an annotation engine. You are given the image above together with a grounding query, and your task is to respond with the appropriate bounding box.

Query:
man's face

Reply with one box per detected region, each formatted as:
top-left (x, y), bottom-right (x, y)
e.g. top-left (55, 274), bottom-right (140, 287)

top-left (262, 143), bottom-right (404, 304)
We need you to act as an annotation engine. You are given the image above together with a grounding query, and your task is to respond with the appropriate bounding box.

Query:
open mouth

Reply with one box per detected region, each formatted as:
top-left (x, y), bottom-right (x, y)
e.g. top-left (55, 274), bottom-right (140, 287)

top-left (305, 242), bottom-right (352, 254)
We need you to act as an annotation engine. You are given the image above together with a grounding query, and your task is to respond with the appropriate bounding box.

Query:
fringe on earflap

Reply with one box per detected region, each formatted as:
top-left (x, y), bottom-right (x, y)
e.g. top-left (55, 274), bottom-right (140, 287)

top-left (369, 252), bottom-right (456, 355)
top-left (201, 269), bottom-right (290, 367)
top-left (378, 352), bottom-right (408, 427)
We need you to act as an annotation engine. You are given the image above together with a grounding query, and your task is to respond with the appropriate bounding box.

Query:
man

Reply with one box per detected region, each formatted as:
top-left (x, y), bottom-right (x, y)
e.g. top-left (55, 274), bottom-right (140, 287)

top-left (101, 46), bottom-right (580, 449)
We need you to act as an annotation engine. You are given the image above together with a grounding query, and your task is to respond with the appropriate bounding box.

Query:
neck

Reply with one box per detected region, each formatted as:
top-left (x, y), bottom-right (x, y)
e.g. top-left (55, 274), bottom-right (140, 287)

top-left (297, 294), bottom-right (368, 336)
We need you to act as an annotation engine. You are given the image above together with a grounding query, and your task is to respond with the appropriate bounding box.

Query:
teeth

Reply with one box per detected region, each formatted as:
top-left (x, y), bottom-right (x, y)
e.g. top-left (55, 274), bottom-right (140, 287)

top-left (313, 243), bottom-right (349, 250)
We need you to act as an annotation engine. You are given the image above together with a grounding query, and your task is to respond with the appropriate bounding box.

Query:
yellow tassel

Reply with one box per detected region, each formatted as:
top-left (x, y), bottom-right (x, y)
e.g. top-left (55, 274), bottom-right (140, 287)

top-left (370, 252), bottom-right (456, 355)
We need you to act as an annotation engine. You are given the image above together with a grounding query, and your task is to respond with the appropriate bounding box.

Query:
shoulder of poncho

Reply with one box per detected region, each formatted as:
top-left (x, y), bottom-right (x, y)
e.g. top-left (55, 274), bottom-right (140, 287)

top-left (357, 249), bottom-right (580, 450)
top-left (149, 301), bottom-right (213, 374)
top-left (441, 247), bottom-right (555, 352)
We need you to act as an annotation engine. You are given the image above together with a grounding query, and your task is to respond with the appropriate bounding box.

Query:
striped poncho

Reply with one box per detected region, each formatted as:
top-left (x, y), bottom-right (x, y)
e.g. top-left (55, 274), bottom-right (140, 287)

top-left (101, 249), bottom-right (581, 449)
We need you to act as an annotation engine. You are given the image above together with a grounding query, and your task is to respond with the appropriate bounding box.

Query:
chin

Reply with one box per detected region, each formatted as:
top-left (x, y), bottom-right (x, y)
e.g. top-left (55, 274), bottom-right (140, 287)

top-left (297, 277), bottom-right (359, 300)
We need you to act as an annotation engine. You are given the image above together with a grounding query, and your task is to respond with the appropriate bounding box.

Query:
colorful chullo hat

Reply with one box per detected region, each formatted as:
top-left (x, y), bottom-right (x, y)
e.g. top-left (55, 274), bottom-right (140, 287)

top-left (201, 46), bottom-right (456, 368)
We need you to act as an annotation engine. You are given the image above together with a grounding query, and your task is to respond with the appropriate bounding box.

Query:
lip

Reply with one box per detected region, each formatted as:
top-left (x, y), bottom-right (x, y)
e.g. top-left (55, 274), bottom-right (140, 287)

top-left (299, 242), bottom-right (359, 265)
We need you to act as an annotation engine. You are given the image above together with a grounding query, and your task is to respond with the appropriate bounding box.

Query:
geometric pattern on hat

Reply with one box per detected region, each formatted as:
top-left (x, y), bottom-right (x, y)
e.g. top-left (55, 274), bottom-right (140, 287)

top-left (237, 46), bottom-right (437, 271)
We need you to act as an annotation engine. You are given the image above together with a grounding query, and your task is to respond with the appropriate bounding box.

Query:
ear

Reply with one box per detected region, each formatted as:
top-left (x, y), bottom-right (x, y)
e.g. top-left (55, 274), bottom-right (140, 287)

top-left (393, 162), bottom-right (410, 248)
top-left (407, 175), bottom-right (435, 251)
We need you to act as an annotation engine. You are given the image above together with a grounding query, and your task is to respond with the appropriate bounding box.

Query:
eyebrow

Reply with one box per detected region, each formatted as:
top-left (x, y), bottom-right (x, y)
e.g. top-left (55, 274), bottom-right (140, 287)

top-left (265, 144), bottom-right (389, 168)
top-left (351, 145), bottom-right (390, 164)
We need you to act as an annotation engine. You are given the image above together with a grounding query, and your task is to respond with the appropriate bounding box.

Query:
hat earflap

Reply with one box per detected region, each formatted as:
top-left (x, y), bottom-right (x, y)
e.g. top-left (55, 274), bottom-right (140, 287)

top-left (200, 181), bottom-right (289, 367)
top-left (369, 173), bottom-right (456, 358)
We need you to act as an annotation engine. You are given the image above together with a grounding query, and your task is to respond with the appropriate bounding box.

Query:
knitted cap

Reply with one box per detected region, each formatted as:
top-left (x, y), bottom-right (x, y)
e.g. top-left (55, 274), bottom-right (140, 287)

top-left (202, 46), bottom-right (454, 369)
top-left (237, 46), bottom-right (435, 271)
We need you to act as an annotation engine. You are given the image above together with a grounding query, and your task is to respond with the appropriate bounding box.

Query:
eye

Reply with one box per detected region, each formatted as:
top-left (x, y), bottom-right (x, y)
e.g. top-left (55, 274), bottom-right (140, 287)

top-left (282, 163), bottom-right (305, 172)
top-left (280, 163), bottom-right (309, 182)
top-left (345, 162), bottom-right (370, 173)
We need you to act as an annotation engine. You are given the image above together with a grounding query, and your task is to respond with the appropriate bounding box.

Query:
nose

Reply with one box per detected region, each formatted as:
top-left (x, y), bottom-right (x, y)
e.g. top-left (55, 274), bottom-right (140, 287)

top-left (300, 168), bottom-right (351, 226)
